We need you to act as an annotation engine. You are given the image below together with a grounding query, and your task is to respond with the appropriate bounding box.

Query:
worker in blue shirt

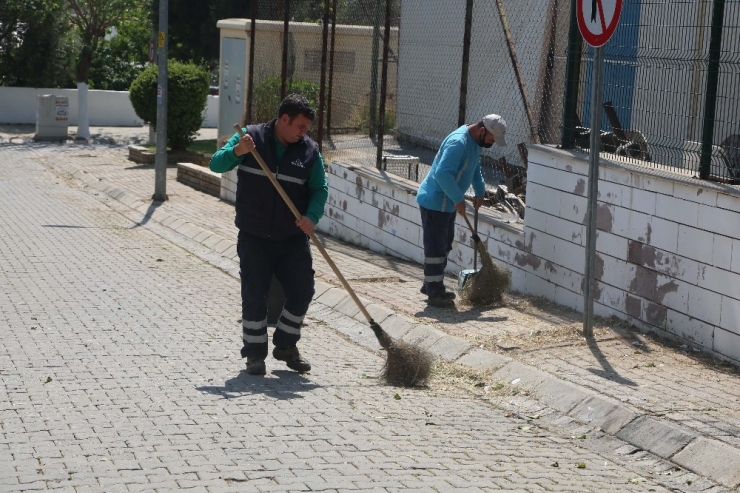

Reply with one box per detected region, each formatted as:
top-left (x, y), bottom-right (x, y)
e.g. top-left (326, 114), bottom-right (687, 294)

top-left (415, 114), bottom-right (508, 306)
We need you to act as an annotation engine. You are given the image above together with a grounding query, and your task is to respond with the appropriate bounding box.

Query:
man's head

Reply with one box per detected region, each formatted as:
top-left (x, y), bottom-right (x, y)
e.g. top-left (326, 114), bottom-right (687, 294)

top-left (275, 94), bottom-right (316, 146)
top-left (474, 114), bottom-right (508, 148)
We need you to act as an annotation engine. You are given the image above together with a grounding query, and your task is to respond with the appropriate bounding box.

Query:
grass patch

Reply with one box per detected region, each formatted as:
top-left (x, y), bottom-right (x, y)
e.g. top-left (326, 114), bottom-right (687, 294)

top-left (142, 139), bottom-right (216, 154)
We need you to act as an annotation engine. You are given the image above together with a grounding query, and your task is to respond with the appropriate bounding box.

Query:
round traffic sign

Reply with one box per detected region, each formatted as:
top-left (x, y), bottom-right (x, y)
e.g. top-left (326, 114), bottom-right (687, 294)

top-left (577, 0), bottom-right (623, 47)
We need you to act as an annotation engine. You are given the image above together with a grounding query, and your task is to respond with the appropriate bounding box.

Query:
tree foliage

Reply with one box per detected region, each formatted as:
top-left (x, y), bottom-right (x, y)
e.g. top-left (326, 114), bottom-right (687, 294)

top-left (88, 5), bottom-right (151, 90)
top-left (65, 0), bottom-right (147, 84)
top-left (147, 0), bottom-right (400, 72)
top-left (0, 0), bottom-right (77, 87)
top-left (150, 0), bottom-right (252, 70)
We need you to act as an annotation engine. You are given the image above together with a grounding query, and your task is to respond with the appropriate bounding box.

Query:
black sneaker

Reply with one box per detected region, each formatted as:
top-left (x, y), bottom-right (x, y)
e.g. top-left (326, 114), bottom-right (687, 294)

top-left (273, 345), bottom-right (311, 373)
top-left (420, 284), bottom-right (427, 295)
top-left (245, 357), bottom-right (266, 375)
top-left (427, 291), bottom-right (456, 307)
top-left (431, 291), bottom-right (456, 300)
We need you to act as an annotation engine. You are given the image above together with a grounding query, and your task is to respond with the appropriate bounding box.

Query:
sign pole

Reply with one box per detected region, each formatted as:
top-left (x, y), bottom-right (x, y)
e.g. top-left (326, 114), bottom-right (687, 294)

top-left (583, 45), bottom-right (604, 337)
top-left (154, 0), bottom-right (169, 202)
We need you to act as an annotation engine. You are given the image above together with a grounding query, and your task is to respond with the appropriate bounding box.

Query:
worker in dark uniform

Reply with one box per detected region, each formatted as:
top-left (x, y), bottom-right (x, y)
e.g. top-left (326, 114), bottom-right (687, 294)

top-left (209, 94), bottom-right (328, 375)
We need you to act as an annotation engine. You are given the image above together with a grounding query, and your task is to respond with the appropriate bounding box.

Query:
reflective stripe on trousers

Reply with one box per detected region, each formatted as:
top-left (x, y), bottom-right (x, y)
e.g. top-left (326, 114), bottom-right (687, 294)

top-left (419, 206), bottom-right (456, 297)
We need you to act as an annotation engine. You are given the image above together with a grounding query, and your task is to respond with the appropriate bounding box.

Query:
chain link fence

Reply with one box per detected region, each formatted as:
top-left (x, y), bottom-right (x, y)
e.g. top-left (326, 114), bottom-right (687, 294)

top-left (230, 0), bottom-right (740, 192)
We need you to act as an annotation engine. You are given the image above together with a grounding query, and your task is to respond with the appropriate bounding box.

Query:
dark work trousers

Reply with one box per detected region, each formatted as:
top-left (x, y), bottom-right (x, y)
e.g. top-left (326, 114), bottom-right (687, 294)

top-left (237, 231), bottom-right (315, 359)
top-left (419, 206), bottom-right (456, 297)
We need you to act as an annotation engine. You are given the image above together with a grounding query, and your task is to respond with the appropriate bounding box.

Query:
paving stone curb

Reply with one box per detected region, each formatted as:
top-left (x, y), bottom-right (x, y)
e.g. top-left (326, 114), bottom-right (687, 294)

top-left (46, 157), bottom-right (740, 490)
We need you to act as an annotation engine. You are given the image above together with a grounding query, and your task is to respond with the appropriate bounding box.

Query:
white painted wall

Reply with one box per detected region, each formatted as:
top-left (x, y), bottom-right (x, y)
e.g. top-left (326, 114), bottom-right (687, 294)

top-left (521, 146), bottom-right (740, 363)
top-left (0, 87), bottom-right (218, 128)
top-left (217, 146), bottom-right (740, 364)
top-left (316, 161), bottom-right (527, 296)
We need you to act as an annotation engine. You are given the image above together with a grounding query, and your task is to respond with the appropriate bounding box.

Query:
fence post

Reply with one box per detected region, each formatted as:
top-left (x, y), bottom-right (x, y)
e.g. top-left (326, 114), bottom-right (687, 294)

top-left (327, 0), bottom-right (338, 139)
top-left (699, 0), bottom-right (726, 179)
top-left (369, 0), bottom-right (382, 138)
top-left (458, 0), bottom-right (474, 127)
top-left (376, 0), bottom-right (393, 169)
top-left (280, 0), bottom-right (290, 100)
top-left (244, 0), bottom-right (258, 125)
top-left (561, 0), bottom-right (582, 149)
top-left (318, 0), bottom-right (330, 153)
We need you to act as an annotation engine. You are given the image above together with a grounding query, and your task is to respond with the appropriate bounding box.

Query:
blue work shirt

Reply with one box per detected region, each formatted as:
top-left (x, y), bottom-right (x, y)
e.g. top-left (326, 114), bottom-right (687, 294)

top-left (416, 125), bottom-right (486, 212)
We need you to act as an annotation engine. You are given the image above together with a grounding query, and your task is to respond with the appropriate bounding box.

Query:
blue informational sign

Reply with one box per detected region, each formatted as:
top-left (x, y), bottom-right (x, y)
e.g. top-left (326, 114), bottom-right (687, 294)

top-left (157, 84), bottom-right (162, 105)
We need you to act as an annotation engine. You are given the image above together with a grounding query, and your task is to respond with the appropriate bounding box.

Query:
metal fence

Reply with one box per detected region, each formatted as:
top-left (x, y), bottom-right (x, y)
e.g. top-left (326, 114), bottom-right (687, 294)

top-left (235, 0), bottom-right (740, 190)
top-left (235, 0), bottom-right (572, 196)
top-left (562, 0), bottom-right (740, 183)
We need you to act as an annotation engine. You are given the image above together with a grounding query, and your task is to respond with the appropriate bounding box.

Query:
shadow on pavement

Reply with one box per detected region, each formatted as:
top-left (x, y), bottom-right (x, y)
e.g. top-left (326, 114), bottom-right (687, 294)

top-left (196, 370), bottom-right (321, 400)
top-left (585, 338), bottom-right (638, 387)
top-left (131, 200), bottom-right (165, 229)
top-left (414, 303), bottom-right (509, 323)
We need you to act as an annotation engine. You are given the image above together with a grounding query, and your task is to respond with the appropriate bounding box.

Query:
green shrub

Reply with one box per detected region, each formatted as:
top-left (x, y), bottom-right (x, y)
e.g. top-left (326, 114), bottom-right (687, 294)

top-left (251, 76), bottom-right (319, 124)
top-left (129, 61), bottom-right (209, 151)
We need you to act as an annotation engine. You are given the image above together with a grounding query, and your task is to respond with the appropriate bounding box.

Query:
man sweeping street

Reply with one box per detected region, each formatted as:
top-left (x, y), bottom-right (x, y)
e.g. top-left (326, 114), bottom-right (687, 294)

top-left (209, 94), bottom-right (328, 375)
top-left (416, 114), bottom-right (508, 307)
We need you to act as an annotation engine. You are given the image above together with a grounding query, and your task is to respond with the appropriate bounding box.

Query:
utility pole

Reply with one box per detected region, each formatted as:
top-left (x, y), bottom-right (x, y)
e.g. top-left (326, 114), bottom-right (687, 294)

top-left (154, 0), bottom-right (169, 201)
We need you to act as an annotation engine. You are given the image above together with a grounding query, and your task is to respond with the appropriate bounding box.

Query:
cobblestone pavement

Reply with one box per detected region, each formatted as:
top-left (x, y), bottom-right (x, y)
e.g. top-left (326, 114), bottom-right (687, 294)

top-left (0, 128), bottom-right (737, 491)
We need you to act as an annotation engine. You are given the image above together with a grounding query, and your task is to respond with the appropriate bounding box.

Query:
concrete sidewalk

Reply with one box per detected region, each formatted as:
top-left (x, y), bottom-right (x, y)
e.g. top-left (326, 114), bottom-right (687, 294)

top-left (3, 126), bottom-right (740, 490)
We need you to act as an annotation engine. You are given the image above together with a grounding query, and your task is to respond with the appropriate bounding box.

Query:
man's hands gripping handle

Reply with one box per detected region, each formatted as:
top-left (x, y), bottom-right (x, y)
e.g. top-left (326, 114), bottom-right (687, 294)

top-left (232, 124), bottom-right (315, 234)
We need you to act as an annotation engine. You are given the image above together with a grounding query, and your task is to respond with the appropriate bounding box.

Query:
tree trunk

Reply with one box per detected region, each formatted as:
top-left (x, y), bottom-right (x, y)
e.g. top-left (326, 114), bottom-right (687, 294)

top-left (76, 82), bottom-right (90, 139)
top-left (75, 47), bottom-right (93, 139)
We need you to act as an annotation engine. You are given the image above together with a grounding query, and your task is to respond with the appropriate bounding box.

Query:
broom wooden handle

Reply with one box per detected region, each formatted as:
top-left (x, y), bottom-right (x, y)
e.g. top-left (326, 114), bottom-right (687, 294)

top-left (460, 211), bottom-right (474, 234)
top-left (473, 207), bottom-right (478, 270)
top-left (459, 210), bottom-right (481, 243)
top-left (232, 124), bottom-right (375, 325)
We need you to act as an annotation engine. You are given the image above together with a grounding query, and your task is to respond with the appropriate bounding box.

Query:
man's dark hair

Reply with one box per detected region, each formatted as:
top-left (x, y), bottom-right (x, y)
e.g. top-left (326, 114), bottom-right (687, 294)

top-left (278, 94), bottom-right (316, 122)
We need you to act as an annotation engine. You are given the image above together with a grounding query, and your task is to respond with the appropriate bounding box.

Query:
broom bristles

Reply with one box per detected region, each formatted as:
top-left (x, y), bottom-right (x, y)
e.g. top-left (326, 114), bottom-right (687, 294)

top-left (459, 241), bottom-right (511, 306)
top-left (380, 340), bottom-right (435, 387)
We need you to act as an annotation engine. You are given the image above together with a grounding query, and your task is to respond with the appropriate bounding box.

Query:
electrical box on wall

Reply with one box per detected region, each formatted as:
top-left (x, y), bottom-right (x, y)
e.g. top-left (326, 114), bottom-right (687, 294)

top-left (34, 95), bottom-right (69, 141)
top-left (218, 37), bottom-right (247, 148)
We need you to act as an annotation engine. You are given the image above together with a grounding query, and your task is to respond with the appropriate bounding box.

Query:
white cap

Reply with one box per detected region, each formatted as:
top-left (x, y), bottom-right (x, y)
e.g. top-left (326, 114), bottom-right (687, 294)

top-left (483, 114), bottom-right (508, 147)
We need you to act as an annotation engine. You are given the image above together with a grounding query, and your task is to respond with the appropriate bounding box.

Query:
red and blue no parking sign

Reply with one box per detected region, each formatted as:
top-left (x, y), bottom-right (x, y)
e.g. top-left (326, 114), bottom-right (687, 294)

top-left (577, 0), bottom-right (623, 47)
